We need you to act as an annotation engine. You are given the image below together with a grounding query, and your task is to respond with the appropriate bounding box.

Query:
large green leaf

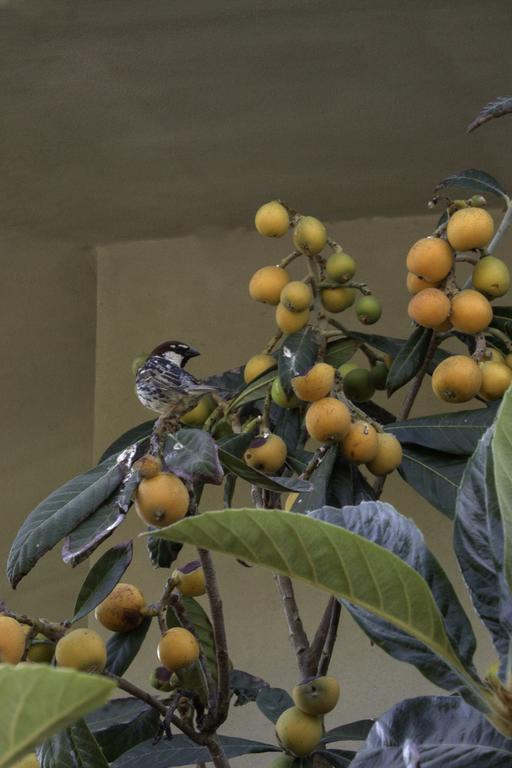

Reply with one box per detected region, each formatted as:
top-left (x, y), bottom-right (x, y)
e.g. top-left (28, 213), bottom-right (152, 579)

top-left (99, 424), bottom-right (154, 464)
top-left (291, 446), bottom-right (337, 513)
top-left (167, 595), bottom-right (218, 698)
top-left (386, 405), bottom-right (497, 456)
top-left (434, 168), bottom-right (508, 201)
top-left (105, 616), bottom-right (152, 676)
top-left (345, 330), bottom-right (448, 375)
top-left (40, 720), bottom-right (109, 768)
top-left (325, 338), bottom-right (360, 368)
top-left (7, 456), bottom-right (127, 587)
top-left (90, 706), bottom-right (160, 762)
top-left (278, 327), bottom-right (320, 396)
top-left (399, 445), bottom-right (468, 518)
top-left (62, 494), bottom-right (126, 567)
top-left (0, 664), bottom-right (114, 768)
top-left (164, 429), bottom-right (224, 485)
top-left (110, 734), bottom-right (279, 767)
top-left (322, 720), bottom-right (374, 744)
top-left (204, 365), bottom-right (245, 399)
top-left (492, 387), bottom-right (512, 592)
top-left (151, 508), bottom-right (487, 704)
top-left (225, 368), bottom-right (276, 411)
top-left (386, 327), bottom-right (433, 395)
top-left (146, 533), bottom-right (182, 568)
top-left (72, 541), bottom-right (133, 623)
top-left (454, 426), bottom-right (512, 668)
top-left (313, 504), bottom-right (478, 692)
top-left (229, 669), bottom-right (269, 706)
top-left (256, 687), bottom-right (293, 723)
top-left (491, 305), bottom-right (512, 336)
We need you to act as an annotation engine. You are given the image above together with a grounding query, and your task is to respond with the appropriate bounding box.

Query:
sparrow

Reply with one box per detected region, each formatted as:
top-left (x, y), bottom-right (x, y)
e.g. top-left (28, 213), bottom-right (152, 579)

top-left (135, 340), bottom-right (216, 418)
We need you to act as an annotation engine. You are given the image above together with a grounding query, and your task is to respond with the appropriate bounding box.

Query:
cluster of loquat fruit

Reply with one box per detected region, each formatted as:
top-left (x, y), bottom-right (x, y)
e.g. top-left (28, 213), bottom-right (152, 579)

top-left (240, 200), bottom-right (402, 481)
top-left (406, 202), bottom-right (512, 403)
top-left (271, 675), bottom-right (341, 763)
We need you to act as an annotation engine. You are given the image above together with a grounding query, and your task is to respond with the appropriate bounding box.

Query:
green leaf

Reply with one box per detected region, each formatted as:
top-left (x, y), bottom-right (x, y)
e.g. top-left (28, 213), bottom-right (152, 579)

top-left (230, 669), bottom-right (269, 706)
top-left (167, 596), bottom-right (218, 685)
top-left (386, 327), bottom-right (433, 395)
top-left (491, 305), bottom-right (512, 335)
top-left (62, 494), bottom-right (126, 567)
top-left (164, 429), bottom-right (224, 485)
top-left (204, 365), bottom-right (245, 399)
top-left (455, 426), bottom-right (512, 668)
top-left (278, 327), bottom-right (320, 396)
top-left (434, 168), bottom-right (509, 201)
top-left (0, 664), bottom-right (114, 768)
top-left (146, 534), bottom-right (182, 568)
top-left (345, 329), bottom-right (448, 375)
top-left (226, 369), bottom-right (276, 411)
top-left (217, 447), bottom-right (312, 493)
top-left (105, 616), bottom-right (152, 676)
top-left (291, 446), bottom-right (337, 513)
top-left (322, 720), bottom-right (374, 744)
top-left (467, 96), bottom-right (512, 133)
top-left (72, 541), bottom-right (133, 623)
top-left (325, 338), bottom-right (360, 368)
top-left (91, 707), bottom-right (160, 762)
top-left (7, 456), bottom-right (126, 588)
top-left (492, 386), bottom-right (512, 592)
top-left (152, 508), bottom-right (487, 702)
top-left (99, 423), bottom-right (154, 463)
top-left (40, 720), bottom-right (109, 768)
top-left (399, 446), bottom-right (468, 518)
top-left (386, 405), bottom-right (497, 456)
top-left (110, 734), bottom-right (279, 767)
top-left (256, 687), bottom-right (293, 723)
top-left (86, 698), bottom-right (151, 731)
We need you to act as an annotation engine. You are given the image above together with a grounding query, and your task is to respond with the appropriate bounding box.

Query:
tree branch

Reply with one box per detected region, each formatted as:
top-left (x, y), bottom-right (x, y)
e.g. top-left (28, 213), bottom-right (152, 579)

top-left (274, 574), bottom-right (314, 677)
top-left (317, 600), bottom-right (341, 676)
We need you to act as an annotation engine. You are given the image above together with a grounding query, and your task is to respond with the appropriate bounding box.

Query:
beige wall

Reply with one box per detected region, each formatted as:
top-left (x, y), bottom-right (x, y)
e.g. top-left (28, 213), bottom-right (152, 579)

top-left (93, 214), bottom-right (510, 761)
top-left (0, 230), bottom-right (97, 618)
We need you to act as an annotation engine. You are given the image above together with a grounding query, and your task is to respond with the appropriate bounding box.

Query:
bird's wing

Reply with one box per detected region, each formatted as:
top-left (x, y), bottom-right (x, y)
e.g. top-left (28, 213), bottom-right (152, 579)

top-left (137, 357), bottom-right (215, 394)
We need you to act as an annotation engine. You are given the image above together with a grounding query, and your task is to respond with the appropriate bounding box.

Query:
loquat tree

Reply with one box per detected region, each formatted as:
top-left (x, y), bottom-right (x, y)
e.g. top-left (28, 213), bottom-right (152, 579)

top-left (4, 96), bottom-right (512, 768)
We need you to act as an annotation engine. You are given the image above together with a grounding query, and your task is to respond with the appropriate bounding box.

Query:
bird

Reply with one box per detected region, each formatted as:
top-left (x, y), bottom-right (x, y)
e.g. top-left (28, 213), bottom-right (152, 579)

top-left (135, 340), bottom-right (216, 420)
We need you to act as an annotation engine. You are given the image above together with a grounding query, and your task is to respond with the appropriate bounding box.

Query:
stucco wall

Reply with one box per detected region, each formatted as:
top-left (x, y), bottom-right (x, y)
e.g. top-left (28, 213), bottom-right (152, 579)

top-left (92, 213), bottom-right (510, 761)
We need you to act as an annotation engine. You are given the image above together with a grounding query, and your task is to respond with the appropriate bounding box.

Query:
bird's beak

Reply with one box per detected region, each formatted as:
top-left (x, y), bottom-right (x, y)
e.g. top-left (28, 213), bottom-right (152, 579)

top-left (186, 346), bottom-right (200, 360)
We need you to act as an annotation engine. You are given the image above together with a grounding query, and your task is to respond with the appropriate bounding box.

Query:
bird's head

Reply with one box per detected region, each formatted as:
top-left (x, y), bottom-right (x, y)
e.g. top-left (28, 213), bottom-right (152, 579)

top-left (149, 340), bottom-right (200, 368)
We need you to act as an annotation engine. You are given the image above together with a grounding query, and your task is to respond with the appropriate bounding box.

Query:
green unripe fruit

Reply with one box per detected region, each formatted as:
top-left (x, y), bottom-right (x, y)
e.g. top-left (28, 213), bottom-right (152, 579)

top-left (131, 353), bottom-right (148, 375)
top-left (275, 706), bottom-right (323, 757)
top-left (325, 250), bottom-right (357, 283)
top-left (343, 368), bottom-right (375, 402)
top-left (292, 675), bottom-right (341, 715)
top-left (338, 362), bottom-right (358, 378)
top-left (292, 216), bottom-right (327, 255)
top-left (181, 394), bottom-right (216, 426)
top-left (369, 361), bottom-right (389, 390)
top-left (280, 281), bottom-right (313, 313)
top-left (472, 256), bottom-right (510, 298)
top-left (27, 634), bottom-right (55, 663)
top-left (270, 756), bottom-right (296, 768)
top-left (320, 287), bottom-right (355, 313)
top-left (271, 378), bottom-right (300, 409)
top-left (355, 295), bottom-right (382, 325)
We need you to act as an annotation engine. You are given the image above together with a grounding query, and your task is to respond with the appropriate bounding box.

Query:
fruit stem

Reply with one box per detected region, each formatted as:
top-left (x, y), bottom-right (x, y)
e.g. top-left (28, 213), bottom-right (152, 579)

top-left (345, 281), bottom-right (372, 296)
top-left (263, 329), bottom-right (284, 355)
top-left (317, 599), bottom-right (342, 676)
top-left (279, 250), bottom-right (303, 269)
top-left (2, 609), bottom-right (68, 642)
top-left (472, 332), bottom-right (487, 362)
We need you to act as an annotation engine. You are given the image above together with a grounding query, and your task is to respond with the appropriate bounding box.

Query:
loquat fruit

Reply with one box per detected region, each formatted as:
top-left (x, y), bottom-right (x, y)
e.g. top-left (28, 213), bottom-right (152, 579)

top-left (447, 207), bottom-right (494, 252)
top-left (406, 272), bottom-right (439, 295)
top-left (483, 347), bottom-right (504, 364)
top-left (171, 561), bottom-right (206, 598)
top-left (366, 433), bottom-right (403, 476)
top-left (55, 628), bottom-right (107, 673)
top-left (432, 355), bottom-right (482, 403)
top-left (325, 250), bottom-right (356, 283)
top-left (26, 634), bottom-right (55, 664)
top-left (342, 368), bottom-right (375, 402)
top-left (0, 616), bottom-right (26, 664)
top-left (472, 255), bottom-right (510, 298)
top-left (292, 675), bottom-right (340, 715)
top-left (479, 361), bottom-right (512, 401)
top-left (408, 288), bottom-right (450, 329)
top-left (95, 583), bottom-right (146, 633)
top-left (450, 289), bottom-right (493, 334)
top-left (369, 361), bottom-right (389, 391)
top-left (254, 201), bottom-right (290, 238)
top-left (280, 281), bottom-right (313, 313)
top-left (244, 353), bottom-right (276, 384)
top-left (181, 394), bottom-right (216, 426)
top-left (271, 377), bottom-right (300, 409)
top-left (284, 492), bottom-right (299, 511)
top-left (249, 266), bottom-right (290, 305)
top-left (355, 295), bottom-right (382, 325)
top-left (291, 363), bottom-right (335, 402)
top-left (135, 454), bottom-right (163, 480)
top-left (320, 286), bottom-right (356, 313)
top-left (292, 216), bottom-right (327, 255)
top-left (275, 706), bottom-right (323, 757)
top-left (341, 421), bottom-right (379, 464)
top-left (406, 237), bottom-right (453, 282)
top-left (305, 398), bottom-right (351, 442)
top-left (244, 433), bottom-right (287, 474)
top-left (135, 472), bottom-right (190, 528)
top-left (158, 627), bottom-right (200, 671)
top-left (275, 303), bottom-right (310, 334)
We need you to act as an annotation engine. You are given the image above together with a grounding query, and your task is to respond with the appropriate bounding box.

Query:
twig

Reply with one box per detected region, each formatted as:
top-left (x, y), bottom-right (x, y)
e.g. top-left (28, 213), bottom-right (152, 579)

top-left (2, 609), bottom-right (68, 643)
top-left (488, 197), bottom-right (512, 255)
top-left (317, 600), bottom-right (342, 676)
top-left (310, 596), bottom-right (336, 666)
top-left (203, 735), bottom-right (231, 768)
top-left (198, 549), bottom-right (231, 731)
top-left (279, 251), bottom-right (303, 269)
top-left (274, 574), bottom-right (314, 677)
top-left (472, 332), bottom-right (487, 362)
